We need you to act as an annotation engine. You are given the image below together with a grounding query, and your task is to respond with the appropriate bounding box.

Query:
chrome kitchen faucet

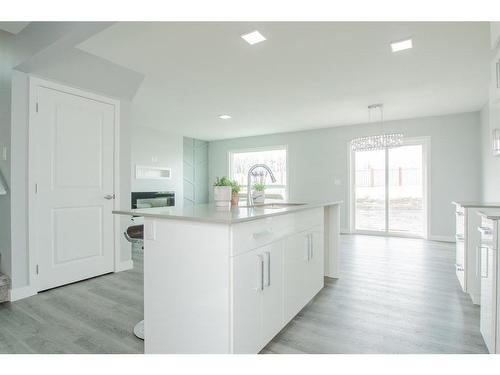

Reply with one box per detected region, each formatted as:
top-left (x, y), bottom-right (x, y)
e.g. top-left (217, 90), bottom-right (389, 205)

top-left (246, 164), bottom-right (277, 207)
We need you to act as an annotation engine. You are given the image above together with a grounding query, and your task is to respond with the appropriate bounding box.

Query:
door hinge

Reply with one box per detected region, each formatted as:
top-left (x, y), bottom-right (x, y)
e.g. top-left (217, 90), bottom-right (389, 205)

top-left (36, 265), bottom-right (39, 275)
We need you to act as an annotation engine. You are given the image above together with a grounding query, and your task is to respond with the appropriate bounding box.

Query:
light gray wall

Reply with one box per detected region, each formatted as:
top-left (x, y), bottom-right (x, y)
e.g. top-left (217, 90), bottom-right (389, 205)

top-left (480, 102), bottom-right (500, 201)
top-left (131, 126), bottom-right (184, 205)
top-left (209, 112), bottom-right (482, 239)
top-left (183, 137), bottom-right (209, 206)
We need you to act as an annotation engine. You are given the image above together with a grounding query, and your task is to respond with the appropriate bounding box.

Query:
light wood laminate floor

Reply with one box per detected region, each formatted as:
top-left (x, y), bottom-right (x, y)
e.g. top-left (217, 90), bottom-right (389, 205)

top-left (0, 235), bottom-right (487, 354)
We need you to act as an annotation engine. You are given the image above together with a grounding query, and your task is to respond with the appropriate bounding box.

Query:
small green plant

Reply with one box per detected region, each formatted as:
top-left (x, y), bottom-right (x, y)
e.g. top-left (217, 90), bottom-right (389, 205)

top-left (253, 183), bottom-right (266, 192)
top-left (213, 176), bottom-right (232, 187)
top-left (230, 180), bottom-right (241, 194)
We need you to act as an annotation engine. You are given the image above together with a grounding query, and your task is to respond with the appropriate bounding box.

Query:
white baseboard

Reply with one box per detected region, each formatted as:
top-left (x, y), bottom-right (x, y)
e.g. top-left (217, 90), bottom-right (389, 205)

top-left (9, 285), bottom-right (37, 302)
top-left (428, 235), bottom-right (455, 243)
top-left (116, 259), bottom-right (134, 272)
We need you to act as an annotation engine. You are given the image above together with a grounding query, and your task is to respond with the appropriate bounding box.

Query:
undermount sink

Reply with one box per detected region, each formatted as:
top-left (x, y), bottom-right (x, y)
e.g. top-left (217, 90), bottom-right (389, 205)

top-left (239, 203), bottom-right (307, 209)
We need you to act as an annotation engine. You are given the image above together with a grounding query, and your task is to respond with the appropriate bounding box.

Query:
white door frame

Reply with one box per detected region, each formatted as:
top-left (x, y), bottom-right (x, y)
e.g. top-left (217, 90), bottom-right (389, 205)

top-left (28, 76), bottom-right (121, 293)
top-left (348, 136), bottom-right (431, 240)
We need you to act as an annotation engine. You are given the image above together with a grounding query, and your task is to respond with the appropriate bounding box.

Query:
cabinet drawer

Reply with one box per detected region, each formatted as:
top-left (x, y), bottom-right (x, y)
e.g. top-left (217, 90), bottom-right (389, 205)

top-left (231, 215), bottom-right (288, 256)
top-left (231, 208), bottom-right (324, 256)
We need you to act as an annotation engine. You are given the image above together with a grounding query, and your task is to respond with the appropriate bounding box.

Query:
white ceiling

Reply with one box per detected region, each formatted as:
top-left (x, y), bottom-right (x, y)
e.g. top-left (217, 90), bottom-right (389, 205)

top-left (0, 22), bottom-right (30, 34)
top-left (78, 22), bottom-right (490, 140)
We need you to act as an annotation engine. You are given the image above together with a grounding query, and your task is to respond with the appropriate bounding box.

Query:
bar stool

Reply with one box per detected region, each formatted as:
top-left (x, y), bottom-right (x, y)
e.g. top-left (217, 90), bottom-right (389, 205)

top-left (124, 224), bottom-right (145, 340)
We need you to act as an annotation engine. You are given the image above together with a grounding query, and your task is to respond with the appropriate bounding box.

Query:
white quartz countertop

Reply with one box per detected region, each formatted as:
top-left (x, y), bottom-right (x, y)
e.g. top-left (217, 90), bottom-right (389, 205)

top-left (452, 201), bottom-right (500, 208)
top-left (113, 201), bottom-right (342, 224)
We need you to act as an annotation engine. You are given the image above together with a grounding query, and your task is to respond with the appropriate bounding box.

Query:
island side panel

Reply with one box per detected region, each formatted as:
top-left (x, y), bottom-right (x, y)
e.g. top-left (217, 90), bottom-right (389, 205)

top-left (144, 217), bottom-right (231, 353)
top-left (324, 204), bottom-right (340, 278)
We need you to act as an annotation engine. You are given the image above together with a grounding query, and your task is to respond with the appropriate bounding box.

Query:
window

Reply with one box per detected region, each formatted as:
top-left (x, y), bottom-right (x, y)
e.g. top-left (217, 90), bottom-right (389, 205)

top-left (229, 146), bottom-right (287, 199)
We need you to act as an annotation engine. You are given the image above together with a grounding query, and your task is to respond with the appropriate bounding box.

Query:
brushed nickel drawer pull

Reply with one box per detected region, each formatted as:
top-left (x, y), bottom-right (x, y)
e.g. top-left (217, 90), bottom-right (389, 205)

top-left (257, 254), bottom-right (264, 291)
top-left (265, 251), bottom-right (271, 287)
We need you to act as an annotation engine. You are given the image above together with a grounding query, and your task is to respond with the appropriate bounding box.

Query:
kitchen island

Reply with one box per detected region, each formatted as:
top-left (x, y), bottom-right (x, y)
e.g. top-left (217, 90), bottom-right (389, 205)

top-left (114, 201), bottom-right (342, 353)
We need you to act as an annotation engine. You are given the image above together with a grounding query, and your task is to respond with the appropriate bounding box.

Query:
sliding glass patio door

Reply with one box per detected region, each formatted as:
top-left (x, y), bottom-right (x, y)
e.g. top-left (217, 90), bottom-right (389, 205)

top-left (352, 138), bottom-right (427, 238)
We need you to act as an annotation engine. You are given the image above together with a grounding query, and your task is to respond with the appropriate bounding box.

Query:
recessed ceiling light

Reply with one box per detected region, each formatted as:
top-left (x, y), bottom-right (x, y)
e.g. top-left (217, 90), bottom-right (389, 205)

top-left (219, 114), bottom-right (231, 120)
top-left (390, 38), bottom-right (413, 52)
top-left (241, 30), bottom-right (266, 45)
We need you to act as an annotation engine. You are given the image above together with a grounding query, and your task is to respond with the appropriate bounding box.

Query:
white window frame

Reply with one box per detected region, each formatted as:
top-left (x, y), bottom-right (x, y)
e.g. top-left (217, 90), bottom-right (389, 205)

top-left (348, 136), bottom-right (430, 240)
top-left (227, 145), bottom-right (289, 200)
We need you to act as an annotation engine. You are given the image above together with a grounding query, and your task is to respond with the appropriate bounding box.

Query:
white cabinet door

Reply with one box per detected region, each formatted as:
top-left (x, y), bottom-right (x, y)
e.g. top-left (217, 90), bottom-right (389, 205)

top-left (232, 247), bottom-right (264, 354)
top-left (262, 241), bottom-right (284, 344)
top-left (232, 240), bottom-right (284, 353)
top-left (284, 231), bottom-right (310, 323)
top-left (308, 226), bottom-right (325, 297)
top-left (480, 245), bottom-right (497, 353)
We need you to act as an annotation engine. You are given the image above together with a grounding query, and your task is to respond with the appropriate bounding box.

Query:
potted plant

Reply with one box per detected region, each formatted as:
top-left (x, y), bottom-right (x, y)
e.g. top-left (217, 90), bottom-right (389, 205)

top-left (230, 180), bottom-right (241, 206)
top-left (213, 177), bottom-right (232, 208)
top-left (252, 183), bottom-right (266, 204)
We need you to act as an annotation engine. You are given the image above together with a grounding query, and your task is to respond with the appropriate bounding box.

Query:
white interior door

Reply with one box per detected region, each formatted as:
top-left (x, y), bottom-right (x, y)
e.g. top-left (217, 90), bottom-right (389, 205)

top-left (32, 84), bottom-right (116, 291)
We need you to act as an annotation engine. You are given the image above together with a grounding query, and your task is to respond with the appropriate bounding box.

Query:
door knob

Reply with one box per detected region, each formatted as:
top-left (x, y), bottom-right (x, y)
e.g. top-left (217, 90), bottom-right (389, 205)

top-left (104, 194), bottom-right (115, 200)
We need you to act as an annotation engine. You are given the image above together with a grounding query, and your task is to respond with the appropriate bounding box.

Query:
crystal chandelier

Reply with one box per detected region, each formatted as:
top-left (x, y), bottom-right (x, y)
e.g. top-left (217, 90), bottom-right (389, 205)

top-left (351, 104), bottom-right (403, 151)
